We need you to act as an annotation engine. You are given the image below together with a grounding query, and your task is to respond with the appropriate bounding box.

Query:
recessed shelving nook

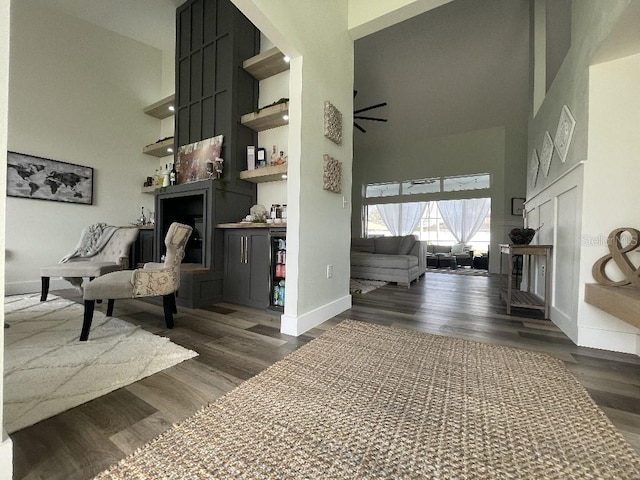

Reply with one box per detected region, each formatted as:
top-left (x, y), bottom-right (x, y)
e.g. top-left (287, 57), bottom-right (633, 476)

top-left (243, 47), bottom-right (290, 81)
top-left (238, 45), bottom-right (290, 184)
top-left (142, 94), bottom-right (175, 158)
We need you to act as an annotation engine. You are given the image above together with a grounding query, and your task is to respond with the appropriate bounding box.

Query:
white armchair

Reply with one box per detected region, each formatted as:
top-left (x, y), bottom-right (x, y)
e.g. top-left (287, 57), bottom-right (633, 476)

top-left (40, 227), bottom-right (140, 301)
top-left (80, 222), bottom-right (193, 341)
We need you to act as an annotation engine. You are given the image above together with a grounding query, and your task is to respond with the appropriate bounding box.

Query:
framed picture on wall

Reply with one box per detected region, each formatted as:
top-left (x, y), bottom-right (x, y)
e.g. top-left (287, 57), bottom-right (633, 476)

top-left (6, 151), bottom-right (93, 205)
top-left (175, 135), bottom-right (224, 183)
top-left (511, 197), bottom-right (525, 216)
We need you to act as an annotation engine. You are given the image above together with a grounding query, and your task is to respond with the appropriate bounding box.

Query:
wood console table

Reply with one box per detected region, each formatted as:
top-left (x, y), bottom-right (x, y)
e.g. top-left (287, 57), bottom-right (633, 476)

top-left (499, 244), bottom-right (553, 319)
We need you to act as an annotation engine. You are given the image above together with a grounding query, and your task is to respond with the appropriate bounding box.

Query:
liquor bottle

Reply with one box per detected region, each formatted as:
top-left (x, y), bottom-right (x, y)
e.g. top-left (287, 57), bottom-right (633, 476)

top-left (170, 163), bottom-right (177, 185)
top-left (163, 164), bottom-right (170, 187)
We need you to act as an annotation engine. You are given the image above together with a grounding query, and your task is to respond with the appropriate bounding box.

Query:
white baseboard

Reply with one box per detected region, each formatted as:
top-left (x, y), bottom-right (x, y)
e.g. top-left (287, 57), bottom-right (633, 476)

top-left (578, 326), bottom-right (639, 355)
top-left (0, 433), bottom-right (13, 480)
top-left (281, 295), bottom-right (352, 336)
top-left (6, 278), bottom-right (69, 296)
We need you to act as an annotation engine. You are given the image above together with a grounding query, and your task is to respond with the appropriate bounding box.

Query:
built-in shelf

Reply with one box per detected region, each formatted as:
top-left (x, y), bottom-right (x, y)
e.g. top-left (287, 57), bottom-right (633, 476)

top-left (584, 283), bottom-right (640, 329)
top-left (239, 164), bottom-right (288, 183)
top-left (241, 102), bottom-right (289, 132)
top-left (143, 137), bottom-right (174, 158)
top-left (144, 94), bottom-right (176, 119)
top-left (243, 47), bottom-right (290, 81)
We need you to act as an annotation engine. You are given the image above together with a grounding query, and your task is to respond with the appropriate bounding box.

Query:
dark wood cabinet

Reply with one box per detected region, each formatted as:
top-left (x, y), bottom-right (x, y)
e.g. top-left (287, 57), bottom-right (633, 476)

top-left (130, 228), bottom-right (155, 269)
top-left (223, 229), bottom-right (270, 308)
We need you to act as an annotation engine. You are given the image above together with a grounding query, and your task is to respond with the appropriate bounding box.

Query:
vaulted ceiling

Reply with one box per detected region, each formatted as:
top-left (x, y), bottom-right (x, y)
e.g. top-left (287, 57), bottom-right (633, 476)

top-left (37, 0), bottom-right (530, 147)
top-left (354, 0), bottom-right (530, 144)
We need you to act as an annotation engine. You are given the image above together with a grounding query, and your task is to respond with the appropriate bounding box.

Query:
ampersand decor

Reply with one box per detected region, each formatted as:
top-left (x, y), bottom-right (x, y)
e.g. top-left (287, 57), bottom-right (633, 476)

top-left (592, 227), bottom-right (640, 287)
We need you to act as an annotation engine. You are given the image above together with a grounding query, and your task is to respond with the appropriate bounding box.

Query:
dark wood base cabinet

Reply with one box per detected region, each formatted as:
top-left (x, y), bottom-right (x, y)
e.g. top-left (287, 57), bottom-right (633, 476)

top-left (130, 227), bottom-right (155, 269)
top-left (223, 229), bottom-right (270, 308)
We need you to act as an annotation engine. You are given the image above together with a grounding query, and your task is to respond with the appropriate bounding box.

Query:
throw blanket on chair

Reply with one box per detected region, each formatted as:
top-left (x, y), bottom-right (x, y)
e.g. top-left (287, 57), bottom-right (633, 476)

top-left (60, 223), bottom-right (118, 290)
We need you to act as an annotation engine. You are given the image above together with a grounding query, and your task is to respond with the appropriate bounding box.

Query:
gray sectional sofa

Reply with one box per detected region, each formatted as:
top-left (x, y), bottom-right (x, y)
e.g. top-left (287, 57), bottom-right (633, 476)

top-left (350, 235), bottom-right (427, 287)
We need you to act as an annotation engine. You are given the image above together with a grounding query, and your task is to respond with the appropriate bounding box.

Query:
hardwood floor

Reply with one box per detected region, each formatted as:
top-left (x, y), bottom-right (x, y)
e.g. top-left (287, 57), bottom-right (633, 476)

top-left (9, 273), bottom-right (640, 479)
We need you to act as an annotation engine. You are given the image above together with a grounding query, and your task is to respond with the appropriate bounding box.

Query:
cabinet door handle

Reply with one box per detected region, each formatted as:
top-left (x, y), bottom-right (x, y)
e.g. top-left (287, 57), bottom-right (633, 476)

top-left (244, 236), bottom-right (249, 263)
top-left (240, 236), bottom-right (245, 264)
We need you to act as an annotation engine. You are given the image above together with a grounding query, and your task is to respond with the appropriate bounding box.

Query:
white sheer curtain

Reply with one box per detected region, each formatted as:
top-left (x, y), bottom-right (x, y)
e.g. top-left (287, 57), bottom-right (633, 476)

top-left (377, 202), bottom-right (427, 235)
top-left (437, 198), bottom-right (490, 244)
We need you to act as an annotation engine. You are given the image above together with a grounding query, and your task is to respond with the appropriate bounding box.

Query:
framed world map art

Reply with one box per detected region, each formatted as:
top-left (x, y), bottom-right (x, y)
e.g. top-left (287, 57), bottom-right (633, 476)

top-left (6, 151), bottom-right (93, 205)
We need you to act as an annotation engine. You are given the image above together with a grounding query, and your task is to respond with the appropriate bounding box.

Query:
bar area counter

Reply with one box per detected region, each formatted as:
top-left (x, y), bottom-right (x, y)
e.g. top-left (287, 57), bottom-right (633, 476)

top-left (216, 222), bottom-right (286, 229)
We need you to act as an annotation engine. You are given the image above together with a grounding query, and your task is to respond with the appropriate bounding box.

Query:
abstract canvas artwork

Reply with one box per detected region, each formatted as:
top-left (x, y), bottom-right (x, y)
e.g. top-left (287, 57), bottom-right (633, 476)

top-left (554, 105), bottom-right (576, 163)
top-left (540, 131), bottom-right (554, 178)
top-left (324, 101), bottom-right (343, 145)
top-left (530, 149), bottom-right (540, 188)
top-left (176, 135), bottom-right (224, 183)
top-left (6, 152), bottom-right (93, 205)
top-left (323, 154), bottom-right (342, 193)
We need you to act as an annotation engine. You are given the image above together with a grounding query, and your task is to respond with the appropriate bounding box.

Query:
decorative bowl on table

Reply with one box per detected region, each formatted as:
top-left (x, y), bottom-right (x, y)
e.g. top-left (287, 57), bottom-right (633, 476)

top-left (509, 228), bottom-right (536, 245)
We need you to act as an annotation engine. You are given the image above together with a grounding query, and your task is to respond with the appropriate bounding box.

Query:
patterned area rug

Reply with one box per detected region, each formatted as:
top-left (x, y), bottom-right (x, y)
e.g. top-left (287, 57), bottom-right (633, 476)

top-left (4, 294), bottom-right (197, 433)
top-left (349, 278), bottom-right (387, 294)
top-left (96, 320), bottom-right (640, 479)
top-left (427, 267), bottom-right (490, 276)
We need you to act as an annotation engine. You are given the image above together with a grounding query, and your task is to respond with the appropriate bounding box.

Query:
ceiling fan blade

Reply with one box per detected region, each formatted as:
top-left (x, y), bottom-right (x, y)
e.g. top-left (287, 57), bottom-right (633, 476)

top-left (354, 116), bottom-right (388, 122)
top-left (354, 102), bottom-right (387, 114)
top-left (354, 122), bottom-right (367, 133)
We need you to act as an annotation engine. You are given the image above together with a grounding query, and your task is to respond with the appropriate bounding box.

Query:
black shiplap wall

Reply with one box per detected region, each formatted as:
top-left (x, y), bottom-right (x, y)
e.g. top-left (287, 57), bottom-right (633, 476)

top-left (176, 0), bottom-right (259, 192)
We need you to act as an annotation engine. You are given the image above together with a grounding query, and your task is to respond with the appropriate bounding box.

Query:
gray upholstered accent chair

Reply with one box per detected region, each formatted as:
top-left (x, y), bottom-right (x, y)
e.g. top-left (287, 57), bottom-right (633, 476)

top-left (40, 227), bottom-right (140, 301)
top-left (80, 222), bottom-right (193, 341)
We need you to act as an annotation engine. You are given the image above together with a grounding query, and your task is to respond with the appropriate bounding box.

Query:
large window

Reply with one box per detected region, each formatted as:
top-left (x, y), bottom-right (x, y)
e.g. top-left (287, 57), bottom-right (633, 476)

top-left (366, 199), bottom-right (491, 253)
top-left (365, 173), bottom-right (490, 199)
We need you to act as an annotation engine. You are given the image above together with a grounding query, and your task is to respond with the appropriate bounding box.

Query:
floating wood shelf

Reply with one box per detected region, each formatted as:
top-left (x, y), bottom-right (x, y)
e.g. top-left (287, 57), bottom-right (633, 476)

top-left (241, 102), bottom-right (289, 132)
top-left (239, 164), bottom-right (288, 183)
top-left (584, 283), bottom-right (640, 329)
top-left (143, 138), bottom-right (174, 157)
top-left (141, 186), bottom-right (161, 194)
top-left (243, 47), bottom-right (290, 81)
top-left (143, 94), bottom-right (175, 119)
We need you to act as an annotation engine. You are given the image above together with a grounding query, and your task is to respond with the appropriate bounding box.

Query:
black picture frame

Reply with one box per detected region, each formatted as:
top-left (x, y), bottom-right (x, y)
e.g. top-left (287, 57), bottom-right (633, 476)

top-left (7, 151), bottom-right (93, 205)
top-left (511, 197), bottom-right (525, 216)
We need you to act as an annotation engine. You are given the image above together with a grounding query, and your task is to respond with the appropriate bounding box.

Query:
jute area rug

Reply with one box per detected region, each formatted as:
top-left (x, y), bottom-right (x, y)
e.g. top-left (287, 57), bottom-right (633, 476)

top-left (96, 320), bottom-right (640, 479)
top-left (349, 278), bottom-right (387, 294)
top-left (4, 294), bottom-right (197, 433)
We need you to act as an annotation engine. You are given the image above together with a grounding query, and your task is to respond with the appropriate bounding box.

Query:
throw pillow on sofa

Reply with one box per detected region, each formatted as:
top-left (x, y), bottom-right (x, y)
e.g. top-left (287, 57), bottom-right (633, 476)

top-left (374, 236), bottom-right (402, 254)
top-left (451, 243), bottom-right (466, 255)
top-left (397, 235), bottom-right (417, 255)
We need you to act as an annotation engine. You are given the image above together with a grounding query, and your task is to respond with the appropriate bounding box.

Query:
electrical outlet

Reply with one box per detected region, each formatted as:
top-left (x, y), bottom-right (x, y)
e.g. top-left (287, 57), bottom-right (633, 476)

top-left (541, 265), bottom-right (545, 276)
top-left (342, 196), bottom-right (347, 209)
top-left (326, 264), bottom-right (333, 278)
